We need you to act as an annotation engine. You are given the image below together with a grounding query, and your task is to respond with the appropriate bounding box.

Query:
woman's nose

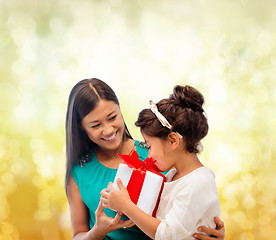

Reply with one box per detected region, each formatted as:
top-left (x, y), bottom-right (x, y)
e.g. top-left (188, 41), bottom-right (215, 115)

top-left (102, 123), bottom-right (113, 135)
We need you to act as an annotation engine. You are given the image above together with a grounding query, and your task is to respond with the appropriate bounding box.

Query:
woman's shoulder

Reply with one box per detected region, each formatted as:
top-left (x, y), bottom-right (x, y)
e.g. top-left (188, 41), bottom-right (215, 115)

top-left (71, 149), bottom-right (109, 185)
top-left (78, 151), bottom-right (94, 167)
top-left (135, 140), bottom-right (149, 150)
top-left (134, 140), bottom-right (149, 161)
top-left (71, 150), bottom-right (95, 174)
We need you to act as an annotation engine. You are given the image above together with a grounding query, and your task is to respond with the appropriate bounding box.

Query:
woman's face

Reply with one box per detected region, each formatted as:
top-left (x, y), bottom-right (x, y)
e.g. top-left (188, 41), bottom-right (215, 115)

top-left (81, 99), bottom-right (125, 151)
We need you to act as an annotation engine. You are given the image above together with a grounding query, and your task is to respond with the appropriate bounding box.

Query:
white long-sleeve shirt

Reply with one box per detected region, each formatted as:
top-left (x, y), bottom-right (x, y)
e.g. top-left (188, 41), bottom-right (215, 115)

top-left (155, 167), bottom-right (220, 240)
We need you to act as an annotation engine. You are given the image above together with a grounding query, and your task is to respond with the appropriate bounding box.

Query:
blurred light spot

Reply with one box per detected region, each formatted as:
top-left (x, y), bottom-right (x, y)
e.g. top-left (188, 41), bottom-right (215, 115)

top-left (0, 199), bottom-right (9, 219)
top-left (223, 184), bottom-right (237, 199)
top-left (44, 107), bottom-right (63, 130)
top-left (228, 199), bottom-right (238, 210)
top-left (272, 58), bottom-right (276, 67)
top-left (241, 174), bottom-right (255, 190)
top-left (257, 31), bottom-right (272, 56)
top-left (240, 61), bottom-right (254, 75)
top-left (2, 173), bottom-right (13, 184)
top-left (233, 211), bottom-right (246, 224)
top-left (30, 138), bottom-right (44, 150)
top-left (49, 17), bottom-right (66, 33)
top-left (110, 0), bottom-right (122, 7)
top-left (208, 81), bottom-right (227, 105)
top-left (0, 83), bottom-right (18, 111)
top-left (211, 144), bottom-right (241, 174)
top-left (11, 60), bottom-right (34, 80)
top-left (7, 149), bottom-right (20, 159)
top-left (259, 224), bottom-right (274, 238)
top-left (8, 10), bottom-right (35, 30)
top-left (258, 214), bottom-right (271, 226)
top-left (38, 190), bottom-right (50, 206)
top-left (0, 235), bottom-right (14, 240)
top-left (12, 99), bottom-right (35, 126)
top-left (237, 106), bottom-right (255, 130)
top-left (34, 209), bottom-right (52, 221)
top-left (10, 163), bottom-right (22, 175)
top-left (1, 222), bottom-right (14, 235)
top-left (0, 146), bottom-right (5, 159)
top-left (32, 175), bottom-right (45, 188)
top-left (240, 231), bottom-right (254, 240)
top-left (59, 210), bottom-right (71, 229)
top-left (256, 178), bottom-right (265, 191)
top-left (33, 150), bottom-right (44, 164)
top-left (36, 155), bottom-right (55, 178)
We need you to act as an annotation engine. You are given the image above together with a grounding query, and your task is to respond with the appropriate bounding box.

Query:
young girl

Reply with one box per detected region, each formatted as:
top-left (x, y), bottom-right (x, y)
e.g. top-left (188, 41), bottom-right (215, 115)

top-left (100, 85), bottom-right (221, 240)
top-left (65, 78), bottom-right (224, 239)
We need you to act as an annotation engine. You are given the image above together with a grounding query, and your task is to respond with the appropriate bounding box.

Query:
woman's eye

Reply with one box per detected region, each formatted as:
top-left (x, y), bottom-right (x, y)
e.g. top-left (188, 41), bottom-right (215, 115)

top-left (109, 115), bottom-right (117, 121)
top-left (91, 124), bottom-right (100, 128)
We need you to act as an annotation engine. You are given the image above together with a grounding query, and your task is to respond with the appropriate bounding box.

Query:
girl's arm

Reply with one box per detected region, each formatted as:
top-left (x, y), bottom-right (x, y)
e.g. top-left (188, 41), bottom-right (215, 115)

top-left (101, 179), bottom-right (161, 239)
top-left (193, 216), bottom-right (225, 240)
top-left (68, 175), bottom-right (133, 240)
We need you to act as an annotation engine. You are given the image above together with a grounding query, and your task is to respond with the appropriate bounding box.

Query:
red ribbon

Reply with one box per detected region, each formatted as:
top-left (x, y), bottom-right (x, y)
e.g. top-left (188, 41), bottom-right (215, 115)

top-left (117, 149), bottom-right (166, 216)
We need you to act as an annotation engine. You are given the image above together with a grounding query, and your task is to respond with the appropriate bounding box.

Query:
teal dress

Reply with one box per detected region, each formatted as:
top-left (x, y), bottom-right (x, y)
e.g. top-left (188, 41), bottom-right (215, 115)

top-left (71, 140), bottom-right (152, 240)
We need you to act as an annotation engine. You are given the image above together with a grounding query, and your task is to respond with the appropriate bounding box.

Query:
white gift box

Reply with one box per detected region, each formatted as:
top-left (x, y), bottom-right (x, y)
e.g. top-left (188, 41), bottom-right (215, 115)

top-left (113, 163), bottom-right (165, 216)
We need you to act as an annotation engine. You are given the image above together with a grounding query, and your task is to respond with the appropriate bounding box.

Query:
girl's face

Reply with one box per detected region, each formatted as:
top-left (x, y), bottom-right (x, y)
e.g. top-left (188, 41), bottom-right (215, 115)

top-left (141, 132), bottom-right (175, 172)
top-left (81, 99), bottom-right (125, 151)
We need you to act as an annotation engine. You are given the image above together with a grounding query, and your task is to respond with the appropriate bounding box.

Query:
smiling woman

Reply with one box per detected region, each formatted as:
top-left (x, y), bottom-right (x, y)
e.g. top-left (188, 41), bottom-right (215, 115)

top-left (65, 78), bottom-right (153, 240)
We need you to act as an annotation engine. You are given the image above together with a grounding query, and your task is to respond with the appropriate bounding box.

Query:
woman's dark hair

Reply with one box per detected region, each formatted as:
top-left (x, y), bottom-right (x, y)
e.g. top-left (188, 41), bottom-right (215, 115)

top-left (65, 78), bottom-right (132, 192)
top-left (135, 85), bottom-right (208, 154)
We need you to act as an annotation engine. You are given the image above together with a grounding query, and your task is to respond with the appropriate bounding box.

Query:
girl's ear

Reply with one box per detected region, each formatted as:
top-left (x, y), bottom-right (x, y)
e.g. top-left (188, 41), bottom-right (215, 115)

top-left (167, 132), bottom-right (180, 149)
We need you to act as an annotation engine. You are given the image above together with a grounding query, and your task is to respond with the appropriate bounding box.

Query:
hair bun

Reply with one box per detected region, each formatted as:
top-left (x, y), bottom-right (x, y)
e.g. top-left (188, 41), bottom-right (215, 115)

top-left (170, 85), bottom-right (204, 112)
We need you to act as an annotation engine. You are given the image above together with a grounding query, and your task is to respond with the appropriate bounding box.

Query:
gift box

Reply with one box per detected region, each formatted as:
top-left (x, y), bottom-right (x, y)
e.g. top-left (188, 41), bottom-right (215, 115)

top-left (113, 150), bottom-right (166, 216)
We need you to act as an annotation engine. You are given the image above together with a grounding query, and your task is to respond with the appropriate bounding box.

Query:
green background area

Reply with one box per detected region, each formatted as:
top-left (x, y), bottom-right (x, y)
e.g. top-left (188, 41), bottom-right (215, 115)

top-left (0, 0), bottom-right (275, 239)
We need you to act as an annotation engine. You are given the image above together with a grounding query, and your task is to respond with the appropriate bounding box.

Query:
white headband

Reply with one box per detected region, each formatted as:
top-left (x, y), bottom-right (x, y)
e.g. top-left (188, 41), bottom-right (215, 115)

top-left (149, 100), bottom-right (182, 139)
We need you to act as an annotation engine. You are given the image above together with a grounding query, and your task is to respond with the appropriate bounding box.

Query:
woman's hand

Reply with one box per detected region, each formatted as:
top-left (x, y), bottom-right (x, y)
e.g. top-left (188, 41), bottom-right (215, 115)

top-left (68, 174), bottom-right (133, 240)
top-left (100, 178), bottom-right (132, 213)
top-left (193, 216), bottom-right (225, 240)
top-left (94, 200), bottom-right (134, 236)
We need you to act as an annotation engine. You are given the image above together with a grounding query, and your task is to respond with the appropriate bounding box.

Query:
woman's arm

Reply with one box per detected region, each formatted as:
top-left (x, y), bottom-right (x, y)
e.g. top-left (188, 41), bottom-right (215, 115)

top-left (67, 175), bottom-right (133, 240)
top-left (101, 179), bottom-right (160, 239)
top-left (193, 216), bottom-right (225, 240)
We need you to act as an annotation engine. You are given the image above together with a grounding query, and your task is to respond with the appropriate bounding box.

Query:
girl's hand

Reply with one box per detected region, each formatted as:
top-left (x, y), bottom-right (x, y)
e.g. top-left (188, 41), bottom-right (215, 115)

top-left (94, 200), bottom-right (134, 236)
top-left (193, 216), bottom-right (225, 240)
top-left (100, 178), bottom-right (132, 213)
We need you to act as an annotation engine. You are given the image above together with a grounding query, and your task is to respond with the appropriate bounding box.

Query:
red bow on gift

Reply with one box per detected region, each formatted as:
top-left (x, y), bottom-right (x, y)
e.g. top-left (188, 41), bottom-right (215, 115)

top-left (118, 149), bottom-right (162, 173)
top-left (118, 149), bottom-right (166, 216)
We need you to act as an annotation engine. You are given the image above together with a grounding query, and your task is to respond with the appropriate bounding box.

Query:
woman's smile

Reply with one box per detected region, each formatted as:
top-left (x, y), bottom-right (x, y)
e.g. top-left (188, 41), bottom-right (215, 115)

top-left (102, 130), bottom-right (118, 142)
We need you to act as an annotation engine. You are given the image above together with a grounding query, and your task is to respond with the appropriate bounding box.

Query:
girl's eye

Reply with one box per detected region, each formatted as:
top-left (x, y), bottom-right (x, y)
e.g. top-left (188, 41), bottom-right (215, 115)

top-left (109, 115), bottom-right (117, 121)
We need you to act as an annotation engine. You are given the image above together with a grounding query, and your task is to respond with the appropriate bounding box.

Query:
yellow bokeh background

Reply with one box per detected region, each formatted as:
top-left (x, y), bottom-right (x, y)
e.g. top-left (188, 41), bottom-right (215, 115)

top-left (0, 0), bottom-right (275, 239)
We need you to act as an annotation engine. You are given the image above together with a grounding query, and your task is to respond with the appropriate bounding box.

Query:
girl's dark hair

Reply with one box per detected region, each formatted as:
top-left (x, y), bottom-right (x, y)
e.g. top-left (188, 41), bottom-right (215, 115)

top-left (65, 78), bottom-right (132, 193)
top-left (135, 85), bottom-right (208, 154)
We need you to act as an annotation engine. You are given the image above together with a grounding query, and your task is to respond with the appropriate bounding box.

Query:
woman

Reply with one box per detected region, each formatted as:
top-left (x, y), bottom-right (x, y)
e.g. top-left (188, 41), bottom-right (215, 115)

top-left (65, 78), bottom-right (225, 240)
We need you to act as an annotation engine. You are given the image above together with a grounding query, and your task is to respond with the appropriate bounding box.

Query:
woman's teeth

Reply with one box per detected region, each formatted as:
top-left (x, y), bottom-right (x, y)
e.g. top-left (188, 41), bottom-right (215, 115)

top-left (103, 132), bottom-right (116, 141)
